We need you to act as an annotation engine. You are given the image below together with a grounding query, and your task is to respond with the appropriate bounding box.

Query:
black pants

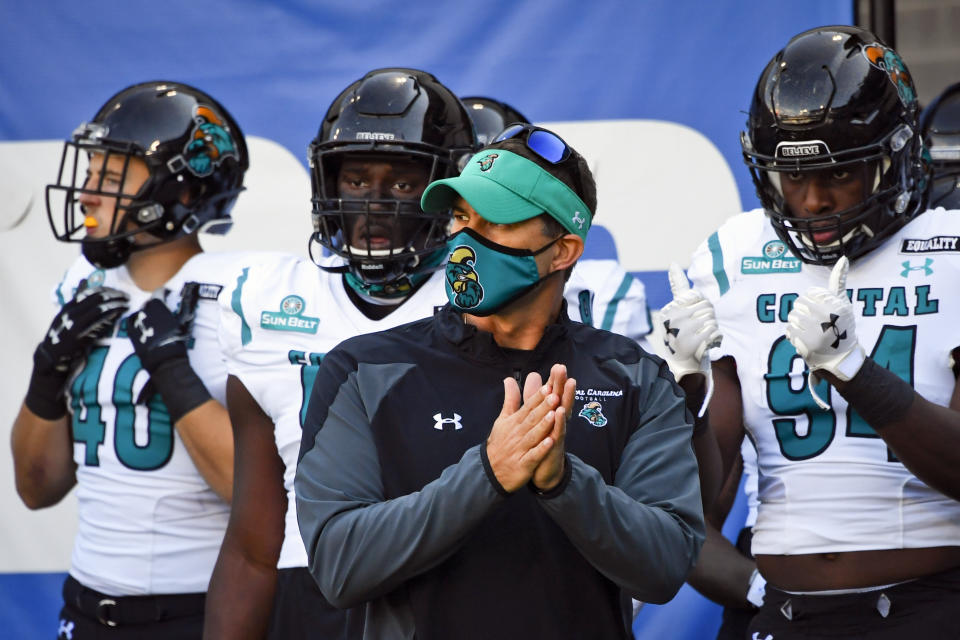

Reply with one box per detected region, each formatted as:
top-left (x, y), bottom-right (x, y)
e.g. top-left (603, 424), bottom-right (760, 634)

top-left (58, 575), bottom-right (204, 639)
top-left (267, 566), bottom-right (364, 640)
top-left (715, 526), bottom-right (757, 640)
top-left (748, 565), bottom-right (960, 639)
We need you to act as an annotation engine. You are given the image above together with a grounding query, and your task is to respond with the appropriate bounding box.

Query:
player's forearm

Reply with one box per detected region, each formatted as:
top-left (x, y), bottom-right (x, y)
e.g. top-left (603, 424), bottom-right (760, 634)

top-left (204, 545), bottom-right (278, 640)
top-left (175, 399), bottom-right (234, 503)
top-left (10, 403), bottom-right (77, 509)
top-left (867, 394), bottom-right (960, 500)
top-left (686, 375), bottom-right (722, 512)
top-left (827, 363), bottom-right (960, 500)
top-left (687, 525), bottom-right (755, 609)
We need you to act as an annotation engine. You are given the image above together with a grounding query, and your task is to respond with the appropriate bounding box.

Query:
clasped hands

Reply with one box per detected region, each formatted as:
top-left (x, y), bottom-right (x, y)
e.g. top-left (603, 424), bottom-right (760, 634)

top-left (486, 364), bottom-right (576, 493)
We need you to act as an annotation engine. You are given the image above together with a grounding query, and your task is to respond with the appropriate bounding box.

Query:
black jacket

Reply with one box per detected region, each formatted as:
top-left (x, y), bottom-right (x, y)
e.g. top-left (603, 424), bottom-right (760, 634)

top-left (296, 305), bottom-right (705, 640)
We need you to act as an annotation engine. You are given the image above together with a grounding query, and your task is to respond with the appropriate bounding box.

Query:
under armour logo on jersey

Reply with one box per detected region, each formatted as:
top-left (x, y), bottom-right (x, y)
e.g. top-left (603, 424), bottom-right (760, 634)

top-left (572, 211), bottom-right (586, 229)
top-left (662, 319), bottom-right (680, 354)
top-left (132, 311), bottom-right (154, 344)
top-left (433, 413), bottom-right (462, 430)
top-left (900, 258), bottom-right (933, 278)
top-left (820, 313), bottom-right (846, 349)
top-left (58, 619), bottom-right (75, 639)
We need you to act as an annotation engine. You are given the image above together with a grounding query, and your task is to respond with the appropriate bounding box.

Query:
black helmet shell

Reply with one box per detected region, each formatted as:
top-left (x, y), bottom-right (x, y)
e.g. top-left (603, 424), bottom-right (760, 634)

top-left (742, 26), bottom-right (927, 265)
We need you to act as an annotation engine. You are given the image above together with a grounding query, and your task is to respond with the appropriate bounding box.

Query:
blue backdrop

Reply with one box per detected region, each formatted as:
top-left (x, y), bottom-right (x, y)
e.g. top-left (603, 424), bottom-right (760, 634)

top-left (1, 2), bottom-right (851, 637)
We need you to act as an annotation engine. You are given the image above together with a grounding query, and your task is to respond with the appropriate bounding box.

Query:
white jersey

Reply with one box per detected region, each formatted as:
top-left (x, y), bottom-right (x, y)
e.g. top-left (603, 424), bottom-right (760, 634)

top-left (689, 208), bottom-right (960, 555)
top-left (220, 253), bottom-right (651, 569)
top-left (55, 252), bottom-right (240, 595)
top-left (565, 259), bottom-right (651, 341)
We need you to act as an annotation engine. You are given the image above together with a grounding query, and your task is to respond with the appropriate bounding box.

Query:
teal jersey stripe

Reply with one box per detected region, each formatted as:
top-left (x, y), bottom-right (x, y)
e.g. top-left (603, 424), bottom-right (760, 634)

top-left (231, 268), bottom-right (252, 346)
top-left (707, 232), bottom-right (729, 296)
top-left (600, 273), bottom-right (634, 331)
top-left (55, 271), bottom-right (69, 306)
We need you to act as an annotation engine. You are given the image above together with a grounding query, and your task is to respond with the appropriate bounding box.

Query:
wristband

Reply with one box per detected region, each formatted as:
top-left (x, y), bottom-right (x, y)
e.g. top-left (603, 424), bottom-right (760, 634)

top-left (841, 358), bottom-right (914, 430)
top-left (145, 357), bottom-right (212, 423)
top-left (24, 365), bottom-right (69, 420)
top-left (746, 568), bottom-right (766, 608)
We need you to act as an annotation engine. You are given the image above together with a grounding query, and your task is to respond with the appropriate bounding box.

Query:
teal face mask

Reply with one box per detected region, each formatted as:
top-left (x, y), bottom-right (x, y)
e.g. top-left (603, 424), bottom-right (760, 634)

top-left (444, 227), bottom-right (559, 316)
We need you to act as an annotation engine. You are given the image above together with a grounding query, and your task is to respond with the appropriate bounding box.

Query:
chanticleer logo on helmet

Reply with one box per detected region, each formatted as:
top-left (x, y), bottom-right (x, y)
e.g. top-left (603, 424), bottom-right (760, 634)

top-left (445, 246), bottom-right (484, 309)
top-left (862, 43), bottom-right (916, 107)
top-left (170, 105), bottom-right (238, 178)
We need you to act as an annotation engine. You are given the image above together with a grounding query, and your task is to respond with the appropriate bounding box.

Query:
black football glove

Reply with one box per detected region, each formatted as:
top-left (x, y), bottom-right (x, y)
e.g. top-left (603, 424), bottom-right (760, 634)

top-left (127, 283), bottom-right (210, 422)
top-left (26, 284), bottom-right (129, 419)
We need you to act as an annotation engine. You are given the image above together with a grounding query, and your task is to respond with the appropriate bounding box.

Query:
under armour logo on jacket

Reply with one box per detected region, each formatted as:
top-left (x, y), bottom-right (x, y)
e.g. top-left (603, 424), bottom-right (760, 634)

top-left (58, 619), bottom-right (75, 639)
top-left (820, 313), bottom-right (846, 349)
top-left (752, 633), bottom-right (773, 640)
top-left (433, 413), bottom-right (462, 430)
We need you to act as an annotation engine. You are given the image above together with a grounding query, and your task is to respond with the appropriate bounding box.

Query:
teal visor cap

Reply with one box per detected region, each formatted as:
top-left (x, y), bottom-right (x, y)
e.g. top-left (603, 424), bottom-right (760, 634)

top-left (421, 149), bottom-right (592, 240)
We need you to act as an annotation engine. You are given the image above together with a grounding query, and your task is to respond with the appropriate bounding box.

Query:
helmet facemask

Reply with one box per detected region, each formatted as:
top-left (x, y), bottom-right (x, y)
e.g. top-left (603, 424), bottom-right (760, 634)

top-left (742, 27), bottom-right (928, 266)
top-left (47, 129), bottom-right (169, 268)
top-left (308, 146), bottom-right (453, 299)
top-left (44, 82), bottom-right (248, 269)
top-left (745, 126), bottom-right (921, 265)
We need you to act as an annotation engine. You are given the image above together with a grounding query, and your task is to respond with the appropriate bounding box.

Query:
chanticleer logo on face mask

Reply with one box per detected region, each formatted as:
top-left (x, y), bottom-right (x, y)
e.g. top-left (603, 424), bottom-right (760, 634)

top-left (445, 245), bottom-right (484, 309)
top-left (443, 228), bottom-right (560, 316)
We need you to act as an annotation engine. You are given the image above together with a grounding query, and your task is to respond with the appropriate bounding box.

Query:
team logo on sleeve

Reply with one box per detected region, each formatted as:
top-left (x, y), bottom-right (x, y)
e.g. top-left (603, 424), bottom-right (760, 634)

top-left (578, 401), bottom-right (608, 428)
top-left (446, 246), bottom-right (484, 309)
top-left (260, 294), bottom-right (319, 334)
top-left (741, 240), bottom-right (801, 274)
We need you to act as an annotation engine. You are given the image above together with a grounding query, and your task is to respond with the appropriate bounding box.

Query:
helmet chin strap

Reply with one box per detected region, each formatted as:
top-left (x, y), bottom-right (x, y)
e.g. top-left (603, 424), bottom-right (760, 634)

top-left (347, 245), bottom-right (415, 259)
top-left (797, 222), bottom-right (873, 253)
top-left (342, 247), bottom-right (443, 303)
top-left (81, 237), bottom-right (133, 269)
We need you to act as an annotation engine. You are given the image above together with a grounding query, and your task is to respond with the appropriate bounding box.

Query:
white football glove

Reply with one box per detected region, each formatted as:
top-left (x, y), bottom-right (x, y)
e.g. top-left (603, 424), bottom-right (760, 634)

top-left (785, 256), bottom-right (866, 410)
top-left (651, 263), bottom-right (722, 416)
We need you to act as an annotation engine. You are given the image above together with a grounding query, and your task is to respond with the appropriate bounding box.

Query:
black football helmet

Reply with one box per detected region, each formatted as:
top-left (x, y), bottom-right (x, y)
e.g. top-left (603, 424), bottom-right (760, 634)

top-left (308, 68), bottom-right (476, 298)
top-left (461, 96), bottom-right (531, 146)
top-left (921, 82), bottom-right (960, 210)
top-left (46, 81), bottom-right (248, 268)
top-left (742, 26), bottom-right (928, 265)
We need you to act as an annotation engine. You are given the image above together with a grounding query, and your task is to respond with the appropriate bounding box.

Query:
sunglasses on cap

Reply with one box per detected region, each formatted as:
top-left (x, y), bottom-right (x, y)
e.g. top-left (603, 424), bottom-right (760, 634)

top-left (493, 123), bottom-right (572, 164)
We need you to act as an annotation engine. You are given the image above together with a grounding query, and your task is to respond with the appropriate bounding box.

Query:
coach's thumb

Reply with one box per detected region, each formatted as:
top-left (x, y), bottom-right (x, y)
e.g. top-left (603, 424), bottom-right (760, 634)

top-left (828, 255), bottom-right (849, 296)
top-left (668, 262), bottom-right (691, 297)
